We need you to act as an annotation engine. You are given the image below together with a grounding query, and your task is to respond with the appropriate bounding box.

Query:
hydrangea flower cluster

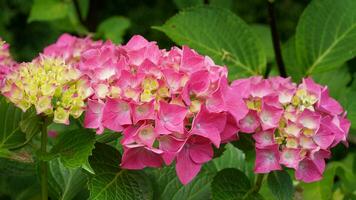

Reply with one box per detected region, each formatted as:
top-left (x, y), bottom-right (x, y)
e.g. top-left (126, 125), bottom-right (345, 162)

top-left (43, 33), bottom-right (102, 65)
top-left (0, 33), bottom-right (350, 185)
top-left (0, 38), bottom-right (17, 87)
top-left (1, 56), bottom-right (91, 124)
top-left (232, 76), bottom-right (350, 182)
top-left (77, 35), bottom-right (248, 184)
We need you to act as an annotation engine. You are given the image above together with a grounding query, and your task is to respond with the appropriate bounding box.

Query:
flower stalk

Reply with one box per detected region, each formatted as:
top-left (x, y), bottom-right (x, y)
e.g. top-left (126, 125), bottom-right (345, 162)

top-left (268, 0), bottom-right (287, 77)
top-left (243, 174), bottom-right (265, 199)
top-left (40, 117), bottom-right (49, 200)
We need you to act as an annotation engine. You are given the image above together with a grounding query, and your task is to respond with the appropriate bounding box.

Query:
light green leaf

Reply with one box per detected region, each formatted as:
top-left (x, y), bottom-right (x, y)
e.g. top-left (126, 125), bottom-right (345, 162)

top-left (154, 6), bottom-right (267, 79)
top-left (49, 129), bottom-right (96, 168)
top-left (312, 65), bottom-right (351, 99)
top-left (296, 0), bottom-right (356, 75)
top-left (283, 36), bottom-right (304, 81)
top-left (174, 0), bottom-right (203, 9)
top-left (0, 97), bottom-right (40, 149)
top-left (48, 159), bottom-right (88, 200)
top-left (97, 16), bottom-right (130, 44)
top-left (88, 143), bottom-right (153, 200)
top-left (211, 168), bottom-right (262, 200)
top-left (28, 0), bottom-right (69, 22)
top-left (267, 171), bottom-right (294, 200)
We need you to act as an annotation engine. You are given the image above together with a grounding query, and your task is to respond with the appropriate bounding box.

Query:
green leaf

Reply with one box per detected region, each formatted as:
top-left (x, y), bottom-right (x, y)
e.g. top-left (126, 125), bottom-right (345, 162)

top-left (251, 24), bottom-right (274, 63)
top-left (209, 0), bottom-right (233, 10)
top-left (148, 166), bottom-right (212, 200)
top-left (207, 143), bottom-right (246, 172)
top-left (28, 0), bottom-right (69, 22)
top-left (296, 0), bottom-right (356, 75)
top-left (0, 149), bottom-right (36, 176)
top-left (97, 16), bottom-right (130, 44)
top-left (154, 6), bottom-right (266, 79)
top-left (338, 90), bottom-right (356, 130)
top-left (48, 159), bottom-right (89, 200)
top-left (211, 168), bottom-right (262, 200)
top-left (77, 0), bottom-right (90, 20)
top-left (174, 0), bottom-right (203, 9)
top-left (267, 171), bottom-right (294, 200)
top-left (312, 65), bottom-right (351, 99)
top-left (0, 98), bottom-right (40, 149)
top-left (88, 143), bottom-right (153, 200)
top-left (283, 36), bottom-right (304, 81)
top-left (49, 129), bottom-right (96, 168)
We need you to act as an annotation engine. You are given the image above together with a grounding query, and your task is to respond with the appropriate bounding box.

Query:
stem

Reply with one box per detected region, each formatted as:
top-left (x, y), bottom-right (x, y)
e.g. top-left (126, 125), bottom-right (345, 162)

top-left (267, 0), bottom-right (287, 78)
top-left (243, 174), bottom-right (265, 199)
top-left (40, 117), bottom-right (49, 200)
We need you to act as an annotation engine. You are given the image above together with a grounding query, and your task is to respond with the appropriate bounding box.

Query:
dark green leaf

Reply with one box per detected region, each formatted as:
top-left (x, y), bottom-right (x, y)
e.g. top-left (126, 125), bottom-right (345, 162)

top-left (267, 171), bottom-right (294, 200)
top-left (0, 97), bottom-right (39, 149)
top-left (212, 168), bottom-right (260, 200)
top-left (148, 166), bottom-right (212, 200)
top-left (48, 159), bottom-right (89, 200)
top-left (154, 6), bottom-right (266, 79)
top-left (251, 24), bottom-right (274, 63)
top-left (174, 0), bottom-right (203, 9)
top-left (77, 0), bottom-right (90, 20)
top-left (49, 129), bottom-right (96, 168)
top-left (88, 143), bottom-right (153, 200)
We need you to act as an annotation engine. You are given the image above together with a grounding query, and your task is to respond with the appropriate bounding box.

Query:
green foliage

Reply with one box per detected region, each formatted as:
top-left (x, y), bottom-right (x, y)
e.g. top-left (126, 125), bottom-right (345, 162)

top-left (295, 0), bottom-right (356, 76)
top-left (211, 168), bottom-right (263, 200)
top-left (48, 159), bottom-right (88, 200)
top-left (97, 16), bottom-right (131, 44)
top-left (267, 171), bottom-right (294, 200)
top-left (88, 143), bottom-right (153, 200)
top-left (154, 6), bottom-right (267, 79)
top-left (0, 97), bottom-right (41, 150)
top-left (28, 0), bottom-right (70, 23)
top-left (49, 129), bottom-right (96, 168)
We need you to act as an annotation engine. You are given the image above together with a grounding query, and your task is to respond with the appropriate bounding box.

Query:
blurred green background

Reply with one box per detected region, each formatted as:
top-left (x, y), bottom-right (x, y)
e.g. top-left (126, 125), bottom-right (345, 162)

top-left (0, 0), bottom-right (308, 61)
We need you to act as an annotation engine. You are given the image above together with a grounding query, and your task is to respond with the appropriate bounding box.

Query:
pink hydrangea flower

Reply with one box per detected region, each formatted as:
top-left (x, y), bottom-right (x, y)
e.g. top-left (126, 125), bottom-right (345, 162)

top-left (79, 35), bottom-right (248, 184)
top-left (232, 76), bottom-right (350, 182)
top-left (0, 38), bottom-right (17, 88)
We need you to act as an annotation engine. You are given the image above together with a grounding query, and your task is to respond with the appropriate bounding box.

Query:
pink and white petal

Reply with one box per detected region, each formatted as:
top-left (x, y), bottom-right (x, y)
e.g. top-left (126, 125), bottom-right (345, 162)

top-left (280, 148), bottom-right (301, 169)
top-left (254, 145), bottom-right (281, 173)
top-left (298, 109), bottom-right (321, 130)
top-left (253, 129), bottom-right (276, 147)
top-left (239, 110), bottom-right (260, 133)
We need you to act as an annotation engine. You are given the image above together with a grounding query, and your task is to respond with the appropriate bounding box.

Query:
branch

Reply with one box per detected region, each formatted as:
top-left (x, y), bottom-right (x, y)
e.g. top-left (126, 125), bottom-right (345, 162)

top-left (267, 0), bottom-right (287, 78)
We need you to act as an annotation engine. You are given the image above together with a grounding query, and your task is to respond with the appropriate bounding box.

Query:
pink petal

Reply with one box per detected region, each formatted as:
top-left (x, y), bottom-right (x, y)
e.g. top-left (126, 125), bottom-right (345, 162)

top-left (239, 110), bottom-right (260, 133)
top-left (176, 147), bottom-right (202, 185)
top-left (298, 109), bottom-right (321, 130)
top-left (253, 129), bottom-right (276, 147)
top-left (102, 98), bottom-right (131, 132)
top-left (190, 106), bottom-right (226, 147)
top-left (131, 101), bottom-right (155, 123)
top-left (254, 145), bottom-right (281, 173)
top-left (84, 99), bottom-right (105, 134)
top-left (280, 148), bottom-right (301, 169)
top-left (258, 102), bottom-right (283, 130)
top-left (295, 158), bottom-right (322, 182)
